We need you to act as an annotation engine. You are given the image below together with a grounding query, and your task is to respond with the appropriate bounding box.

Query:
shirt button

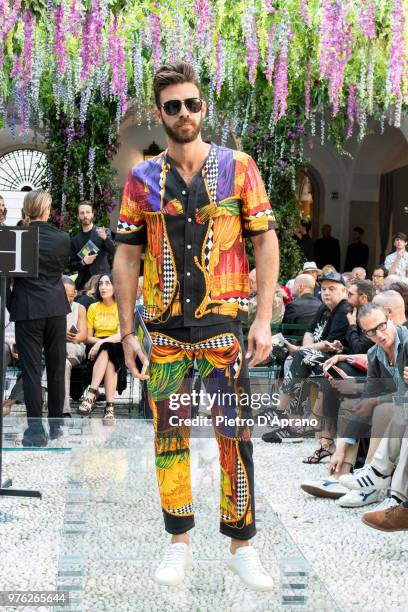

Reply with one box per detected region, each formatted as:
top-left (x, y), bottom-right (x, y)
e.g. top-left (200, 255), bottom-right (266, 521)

top-left (182, 190), bottom-right (187, 195)
top-left (186, 272), bottom-right (191, 277)
top-left (188, 218), bottom-right (192, 223)
top-left (186, 298), bottom-right (190, 303)
top-left (187, 244), bottom-right (192, 249)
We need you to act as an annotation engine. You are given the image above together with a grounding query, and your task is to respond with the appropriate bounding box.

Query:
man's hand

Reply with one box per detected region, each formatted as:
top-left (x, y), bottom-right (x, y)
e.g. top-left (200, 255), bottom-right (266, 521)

top-left (122, 335), bottom-right (149, 380)
top-left (354, 397), bottom-right (377, 417)
top-left (347, 308), bottom-right (357, 326)
top-left (403, 366), bottom-right (408, 385)
top-left (284, 339), bottom-right (300, 356)
top-left (83, 254), bottom-right (97, 265)
top-left (246, 319), bottom-right (272, 367)
top-left (323, 340), bottom-right (343, 353)
top-left (96, 227), bottom-right (108, 241)
top-left (329, 445), bottom-right (345, 475)
top-left (66, 331), bottom-right (77, 343)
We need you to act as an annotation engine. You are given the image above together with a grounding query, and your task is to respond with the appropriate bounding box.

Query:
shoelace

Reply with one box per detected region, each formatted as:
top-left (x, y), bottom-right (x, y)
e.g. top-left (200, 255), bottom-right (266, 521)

top-left (159, 544), bottom-right (188, 568)
top-left (237, 549), bottom-right (269, 576)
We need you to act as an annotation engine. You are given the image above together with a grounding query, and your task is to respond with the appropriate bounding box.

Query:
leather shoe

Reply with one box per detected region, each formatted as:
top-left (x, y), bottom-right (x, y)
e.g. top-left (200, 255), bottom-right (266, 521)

top-left (362, 503), bottom-right (408, 531)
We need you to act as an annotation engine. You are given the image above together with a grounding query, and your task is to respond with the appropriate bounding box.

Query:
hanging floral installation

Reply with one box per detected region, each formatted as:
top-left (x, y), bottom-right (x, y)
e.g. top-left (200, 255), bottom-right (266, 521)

top-left (0, 0), bottom-right (407, 276)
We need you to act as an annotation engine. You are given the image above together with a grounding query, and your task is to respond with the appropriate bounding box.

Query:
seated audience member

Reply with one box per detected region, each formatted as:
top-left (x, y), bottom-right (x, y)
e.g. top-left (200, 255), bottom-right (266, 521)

top-left (249, 268), bottom-right (284, 324)
top-left (373, 290), bottom-right (407, 327)
top-left (263, 272), bottom-right (350, 443)
top-left (301, 261), bottom-right (322, 300)
top-left (386, 281), bottom-right (408, 320)
top-left (282, 274), bottom-right (321, 326)
top-left (351, 267), bottom-right (366, 281)
top-left (384, 232), bottom-right (408, 277)
top-left (301, 303), bottom-right (408, 501)
top-left (372, 265), bottom-right (388, 293)
top-left (339, 416), bottom-right (408, 529)
top-left (382, 274), bottom-right (405, 290)
top-left (321, 264), bottom-right (337, 275)
top-left (345, 280), bottom-right (375, 354)
top-left (78, 274), bottom-right (125, 424)
top-left (75, 274), bottom-right (100, 310)
top-left (63, 277), bottom-right (87, 416)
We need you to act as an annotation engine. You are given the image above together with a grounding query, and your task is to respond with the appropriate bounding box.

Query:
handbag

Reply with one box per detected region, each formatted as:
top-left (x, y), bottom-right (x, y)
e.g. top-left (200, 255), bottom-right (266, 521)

top-left (346, 355), bottom-right (368, 372)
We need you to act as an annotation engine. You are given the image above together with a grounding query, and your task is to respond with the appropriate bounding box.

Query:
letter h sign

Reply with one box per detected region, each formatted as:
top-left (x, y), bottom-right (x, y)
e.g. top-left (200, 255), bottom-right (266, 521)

top-left (0, 226), bottom-right (39, 277)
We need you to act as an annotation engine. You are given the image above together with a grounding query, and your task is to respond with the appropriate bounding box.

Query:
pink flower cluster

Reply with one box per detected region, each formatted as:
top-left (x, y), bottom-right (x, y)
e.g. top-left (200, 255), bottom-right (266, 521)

top-left (194, 0), bottom-right (210, 39)
top-left (0, 0), bottom-right (22, 70)
top-left (81, 0), bottom-right (104, 82)
top-left (389, 0), bottom-right (405, 98)
top-left (215, 36), bottom-right (224, 96)
top-left (319, 0), bottom-right (353, 114)
top-left (346, 83), bottom-right (357, 139)
top-left (299, 0), bottom-right (310, 26)
top-left (22, 10), bottom-right (34, 83)
top-left (305, 61), bottom-right (311, 118)
top-left (264, 0), bottom-right (276, 13)
top-left (358, 1), bottom-right (376, 39)
top-left (243, 2), bottom-right (259, 86)
top-left (273, 46), bottom-right (288, 122)
top-left (68, 0), bottom-right (83, 38)
top-left (265, 26), bottom-right (275, 84)
top-left (53, 3), bottom-right (67, 75)
top-left (108, 17), bottom-right (127, 114)
top-left (150, 11), bottom-right (161, 72)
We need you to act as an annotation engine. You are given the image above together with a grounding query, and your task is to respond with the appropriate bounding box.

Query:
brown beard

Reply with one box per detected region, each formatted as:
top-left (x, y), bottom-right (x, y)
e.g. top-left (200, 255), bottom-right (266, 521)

top-left (161, 116), bottom-right (203, 144)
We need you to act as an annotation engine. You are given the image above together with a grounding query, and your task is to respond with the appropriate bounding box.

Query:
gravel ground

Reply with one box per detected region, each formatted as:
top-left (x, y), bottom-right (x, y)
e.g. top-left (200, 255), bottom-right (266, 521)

top-left (0, 421), bottom-right (407, 611)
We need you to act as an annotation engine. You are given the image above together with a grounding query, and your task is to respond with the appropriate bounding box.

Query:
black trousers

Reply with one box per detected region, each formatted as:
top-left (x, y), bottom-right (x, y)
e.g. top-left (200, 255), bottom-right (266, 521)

top-left (15, 316), bottom-right (66, 423)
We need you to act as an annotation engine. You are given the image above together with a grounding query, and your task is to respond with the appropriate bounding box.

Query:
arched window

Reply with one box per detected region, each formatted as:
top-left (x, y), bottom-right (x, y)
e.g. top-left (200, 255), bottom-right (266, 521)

top-left (0, 149), bottom-right (47, 191)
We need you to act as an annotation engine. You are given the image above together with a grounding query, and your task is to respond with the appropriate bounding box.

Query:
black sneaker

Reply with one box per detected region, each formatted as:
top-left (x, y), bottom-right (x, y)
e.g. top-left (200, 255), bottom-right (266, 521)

top-left (262, 426), bottom-right (304, 444)
top-left (49, 426), bottom-right (64, 440)
top-left (22, 429), bottom-right (48, 447)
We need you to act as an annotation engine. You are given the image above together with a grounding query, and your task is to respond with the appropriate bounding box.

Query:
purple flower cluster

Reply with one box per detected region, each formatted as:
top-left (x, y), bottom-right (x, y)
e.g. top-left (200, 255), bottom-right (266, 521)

top-left (150, 11), bottom-right (161, 72)
top-left (108, 18), bottom-right (128, 114)
top-left (299, 0), bottom-right (310, 26)
top-left (243, 1), bottom-right (259, 86)
top-left (194, 0), bottom-right (210, 39)
top-left (215, 36), bottom-right (224, 96)
top-left (319, 0), bottom-right (353, 114)
top-left (50, 210), bottom-right (63, 226)
top-left (346, 84), bottom-right (357, 139)
top-left (389, 0), bottom-right (405, 98)
top-left (53, 3), bottom-right (67, 75)
top-left (22, 10), bottom-right (34, 83)
top-left (81, 0), bottom-right (103, 82)
top-left (305, 61), bottom-right (311, 118)
top-left (11, 55), bottom-right (22, 79)
top-left (264, 0), bottom-right (276, 13)
top-left (358, 1), bottom-right (376, 39)
top-left (0, 0), bottom-right (22, 70)
top-left (265, 26), bottom-right (276, 84)
top-left (272, 24), bottom-right (288, 123)
top-left (68, 0), bottom-right (83, 38)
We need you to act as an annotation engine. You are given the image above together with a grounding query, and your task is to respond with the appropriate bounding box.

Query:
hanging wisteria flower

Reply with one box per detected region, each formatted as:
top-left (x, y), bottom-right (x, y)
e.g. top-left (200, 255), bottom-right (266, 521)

top-left (53, 2), bottom-right (67, 75)
top-left (215, 36), bottom-right (224, 96)
top-left (150, 10), bottom-right (161, 72)
top-left (264, 0), bottom-right (276, 13)
top-left (242, 0), bottom-right (259, 86)
top-left (68, 0), bottom-right (83, 38)
top-left (305, 61), bottom-right (311, 118)
top-left (108, 17), bottom-right (128, 115)
top-left (22, 10), bottom-right (34, 83)
top-left (265, 26), bottom-right (276, 84)
top-left (81, 0), bottom-right (103, 82)
top-left (388, 0), bottom-right (405, 98)
top-left (299, 0), bottom-right (310, 26)
top-left (358, 1), bottom-right (376, 39)
top-left (346, 84), bottom-right (357, 139)
top-left (320, 0), bottom-right (353, 114)
top-left (194, 0), bottom-right (210, 41)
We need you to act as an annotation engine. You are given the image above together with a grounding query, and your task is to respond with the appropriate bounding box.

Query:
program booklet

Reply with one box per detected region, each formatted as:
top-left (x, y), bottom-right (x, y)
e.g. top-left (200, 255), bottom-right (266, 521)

top-left (134, 305), bottom-right (153, 374)
top-left (77, 239), bottom-right (100, 260)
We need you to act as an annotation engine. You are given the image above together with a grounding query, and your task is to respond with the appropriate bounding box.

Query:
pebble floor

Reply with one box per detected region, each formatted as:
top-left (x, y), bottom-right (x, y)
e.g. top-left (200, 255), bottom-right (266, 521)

top-left (0, 419), bottom-right (407, 612)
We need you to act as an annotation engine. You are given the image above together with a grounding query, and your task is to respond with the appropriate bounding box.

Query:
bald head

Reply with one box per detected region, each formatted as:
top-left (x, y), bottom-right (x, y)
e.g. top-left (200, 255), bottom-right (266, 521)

top-left (294, 273), bottom-right (315, 297)
top-left (373, 290), bottom-right (406, 325)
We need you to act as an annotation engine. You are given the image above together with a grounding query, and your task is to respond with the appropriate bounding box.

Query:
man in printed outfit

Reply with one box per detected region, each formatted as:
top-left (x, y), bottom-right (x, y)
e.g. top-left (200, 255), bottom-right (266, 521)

top-left (113, 62), bottom-right (279, 590)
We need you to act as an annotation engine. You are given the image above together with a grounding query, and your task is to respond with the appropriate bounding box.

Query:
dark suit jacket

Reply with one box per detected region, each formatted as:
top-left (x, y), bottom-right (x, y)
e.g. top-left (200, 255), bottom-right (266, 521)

top-left (344, 241), bottom-right (369, 271)
top-left (9, 221), bottom-right (71, 321)
top-left (70, 226), bottom-right (116, 289)
top-left (282, 293), bottom-right (321, 326)
top-left (314, 236), bottom-right (341, 271)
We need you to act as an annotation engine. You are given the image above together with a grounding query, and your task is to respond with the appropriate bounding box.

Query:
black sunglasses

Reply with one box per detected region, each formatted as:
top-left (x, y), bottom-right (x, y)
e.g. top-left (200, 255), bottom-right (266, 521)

top-left (159, 98), bottom-right (203, 116)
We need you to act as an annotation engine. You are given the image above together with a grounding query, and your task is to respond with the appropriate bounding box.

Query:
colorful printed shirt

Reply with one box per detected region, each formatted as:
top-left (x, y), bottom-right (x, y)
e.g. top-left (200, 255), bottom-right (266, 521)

top-left (115, 143), bottom-right (277, 329)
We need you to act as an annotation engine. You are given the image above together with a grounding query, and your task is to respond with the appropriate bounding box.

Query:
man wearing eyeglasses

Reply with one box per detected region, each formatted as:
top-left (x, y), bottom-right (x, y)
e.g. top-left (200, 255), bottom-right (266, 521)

top-left (113, 62), bottom-right (279, 590)
top-left (372, 265), bottom-right (388, 293)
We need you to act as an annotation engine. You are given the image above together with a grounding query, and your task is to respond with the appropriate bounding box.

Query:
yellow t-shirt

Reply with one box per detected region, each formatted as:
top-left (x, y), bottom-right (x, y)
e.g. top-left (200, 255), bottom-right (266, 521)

top-left (87, 302), bottom-right (120, 338)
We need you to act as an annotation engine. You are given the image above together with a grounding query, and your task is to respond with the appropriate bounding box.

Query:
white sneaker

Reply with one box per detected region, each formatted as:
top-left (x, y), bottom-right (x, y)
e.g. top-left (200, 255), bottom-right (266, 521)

top-left (154, 542), bottom-right (192, 586)
top-left (226, 546), bottom-right (273, 592)
top-left (339, 465), bottom-right (392, 491)
top-left (370, 496), bottom-right (399, 512)
top-left (336, 489), bottom-right (381, 508)
top-left (300, 476), bottom-right (348, 499)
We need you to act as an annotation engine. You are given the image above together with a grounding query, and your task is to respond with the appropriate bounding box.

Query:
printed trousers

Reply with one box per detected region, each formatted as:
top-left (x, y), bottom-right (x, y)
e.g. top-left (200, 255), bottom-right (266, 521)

top-left (146, 323), bottom-right (256, 540)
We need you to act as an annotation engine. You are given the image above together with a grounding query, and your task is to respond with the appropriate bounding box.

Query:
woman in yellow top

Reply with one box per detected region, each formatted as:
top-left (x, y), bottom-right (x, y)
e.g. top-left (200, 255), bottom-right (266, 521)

top-left (78, 274), bottom-right (124, 423)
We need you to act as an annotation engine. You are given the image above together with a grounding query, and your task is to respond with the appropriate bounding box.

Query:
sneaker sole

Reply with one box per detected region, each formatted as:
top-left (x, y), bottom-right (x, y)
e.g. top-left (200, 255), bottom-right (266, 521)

top-left (301, 483), bottom-right (346, 499)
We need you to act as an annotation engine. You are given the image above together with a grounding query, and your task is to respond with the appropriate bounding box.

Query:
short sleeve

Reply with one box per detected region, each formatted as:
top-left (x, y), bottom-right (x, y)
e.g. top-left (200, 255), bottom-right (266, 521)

top-left (87, 303), bottom-right (96, 330)
top-left (241, 156), bottom-right (277, 237)
top-left (115, 170), bottom-right (147, 245)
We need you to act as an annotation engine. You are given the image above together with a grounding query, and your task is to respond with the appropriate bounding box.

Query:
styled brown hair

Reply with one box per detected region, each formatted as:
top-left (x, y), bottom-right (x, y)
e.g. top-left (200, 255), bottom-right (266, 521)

top-left (23, 190), bottom-right (51, 221)
top-left (78, 200), bottom-right (93, 211)
top-left (153, 62), bottom-right (202, 107)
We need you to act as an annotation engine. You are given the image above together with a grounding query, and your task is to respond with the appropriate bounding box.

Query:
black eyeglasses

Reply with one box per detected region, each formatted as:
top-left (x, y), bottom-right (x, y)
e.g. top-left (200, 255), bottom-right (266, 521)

top-left (363, 320), bottom-right (388, 338)
top-left (159, 98), bottom-right (203, 116)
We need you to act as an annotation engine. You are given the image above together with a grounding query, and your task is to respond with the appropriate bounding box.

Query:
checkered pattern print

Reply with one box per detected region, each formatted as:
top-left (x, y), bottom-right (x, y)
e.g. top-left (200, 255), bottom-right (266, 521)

top-left (153, 333), bottom-right (235, 352)
top-left (116, 220), bottom-right (143, 232)
top-left (252, 209), bottom-right (275, 218)
top-left (203, 147), bottom-right (219, 206)
top-left (167, 502), bottom-right (194, 515)
top-left (162, 236), bottom-right (174, 305)
top-left (204, 220), bottom-right (214, 271)
top-left (236, 460), bottom-right (248, 517)
top-left (225, 296), bottom-right (249, 309)
top-left (231, 349), bottom-right (242, 378)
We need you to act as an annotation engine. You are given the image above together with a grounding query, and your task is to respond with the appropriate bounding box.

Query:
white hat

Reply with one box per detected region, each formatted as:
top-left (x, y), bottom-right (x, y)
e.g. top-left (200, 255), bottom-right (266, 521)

top-left (302, 261), bottom-right (319, 272)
